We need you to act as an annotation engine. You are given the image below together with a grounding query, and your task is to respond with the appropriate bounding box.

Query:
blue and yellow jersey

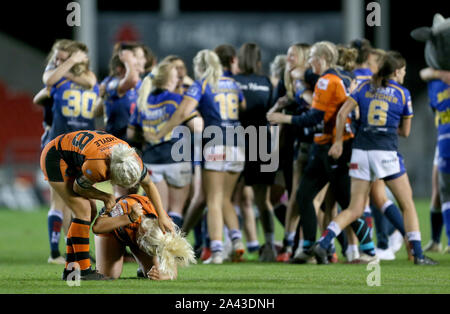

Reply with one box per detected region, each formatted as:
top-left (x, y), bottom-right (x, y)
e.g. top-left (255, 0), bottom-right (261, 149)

top-left (184, 75), bottom-right (244, 136)
top-left (130, 89), bottom-right (194, 164)
top-left (353, 68), bottom-right (373, 87)
top-left (428, 79), bottom-right (450, 159)
top-left (48, 78), bottom-right (98, 141)
top-left (102, 76), bottom-right (141, 141)
top-left (350, 79), bottom-right (413, 151)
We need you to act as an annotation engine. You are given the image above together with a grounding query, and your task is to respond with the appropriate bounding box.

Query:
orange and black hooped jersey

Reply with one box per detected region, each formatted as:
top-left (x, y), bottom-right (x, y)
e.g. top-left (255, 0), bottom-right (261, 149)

top-left (312, 69), bottom-right (354, 145)
top-left (99, 194), bottom-right (159, 247)
top-left (55, 130), bottom-right (146, 183)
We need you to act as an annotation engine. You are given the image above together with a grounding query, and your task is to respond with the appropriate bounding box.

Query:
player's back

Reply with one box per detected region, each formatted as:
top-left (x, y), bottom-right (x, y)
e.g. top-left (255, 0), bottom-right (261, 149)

top-left (353, 68), bottom-right (373, 87)
top-left (351, 79), bottom-right (413, 151)
top-left (56, 130), bottom-right (124, 172)
top-left (312, 69), bottom-right (353, 145)
top-left (428, 79), bottom-right (450, 159)
top-left (49, 78), bottom-right (99, 140)
top-left (187, 75), bottom-right (243, 130)
top-left (233, 73), bottom-right (272, 127)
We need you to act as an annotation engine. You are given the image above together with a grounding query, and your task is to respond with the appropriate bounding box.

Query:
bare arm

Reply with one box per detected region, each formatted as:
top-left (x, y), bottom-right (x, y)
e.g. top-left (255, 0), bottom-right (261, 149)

top-left (398, 117), bottom-right (412, 138)
top-left (328, 98), bottom-right (358, 159)
top-left (65, 70), bottom-right (97, 89)
top-left (145, 96), bottom-right (198, 142)
top-left (33, 87), bottom-right (50, 106)
top-left (43, 51), bottom-right (88, 86)
top-left (117, 50), bottom-right (140, 97)
top-left (139, 173), bottom-right (174, 233)
top-left (420, 67), bottom-right (450, 84)
top-left (92, 203), bottom-right (143, 234)
top-left (73, 175), bottom-right (116, 210)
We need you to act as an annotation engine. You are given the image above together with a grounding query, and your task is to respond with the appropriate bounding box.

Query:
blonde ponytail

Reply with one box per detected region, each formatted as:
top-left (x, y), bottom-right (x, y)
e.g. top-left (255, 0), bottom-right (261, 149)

top-left (193, 49), bottom-right (222, 90)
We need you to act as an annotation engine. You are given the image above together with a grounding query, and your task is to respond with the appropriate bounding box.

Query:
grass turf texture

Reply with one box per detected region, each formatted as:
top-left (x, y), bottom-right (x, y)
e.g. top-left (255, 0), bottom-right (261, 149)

top-left (0, 199), bottom-right (449, 294)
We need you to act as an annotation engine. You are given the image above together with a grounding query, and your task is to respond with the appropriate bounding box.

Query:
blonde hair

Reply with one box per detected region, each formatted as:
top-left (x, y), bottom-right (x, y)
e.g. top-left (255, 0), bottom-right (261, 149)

top-left (193, 49), bottom-right (222, 90)
top-left (137, 61), bottom-right (177, 112)
top-left (337, 45), bottom-right (358, 72)
top-left (310, 41), bottom-right (339, 69)
top-left (284, 44), bottom-right (310, 99)
top-left (109, 144), bottom-right (141, 188)
top-left (137, 217), bottom-right (197, 279)
top-left (47, 39), bottom-right (74, 63)
top-left (270, 54), bottom-right (287, 80)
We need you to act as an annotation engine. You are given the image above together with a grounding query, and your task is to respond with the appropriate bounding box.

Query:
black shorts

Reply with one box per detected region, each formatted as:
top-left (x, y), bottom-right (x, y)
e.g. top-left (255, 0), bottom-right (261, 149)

top-left (242, 126), bottom-right (276, 186)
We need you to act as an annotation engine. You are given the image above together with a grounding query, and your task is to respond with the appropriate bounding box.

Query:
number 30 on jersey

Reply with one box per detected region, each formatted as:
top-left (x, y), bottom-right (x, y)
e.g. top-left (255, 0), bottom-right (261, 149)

top-left (62, 89), bottom-right (97, 119)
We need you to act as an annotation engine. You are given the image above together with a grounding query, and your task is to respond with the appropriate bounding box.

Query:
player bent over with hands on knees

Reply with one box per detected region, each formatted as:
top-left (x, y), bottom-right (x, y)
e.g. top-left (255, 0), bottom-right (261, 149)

top-left (313, 51), bottom-right (437, 265)
top-left (40, 130), bottom-right (175, 280)
top-left (92, 194), bottom-right (196, 280)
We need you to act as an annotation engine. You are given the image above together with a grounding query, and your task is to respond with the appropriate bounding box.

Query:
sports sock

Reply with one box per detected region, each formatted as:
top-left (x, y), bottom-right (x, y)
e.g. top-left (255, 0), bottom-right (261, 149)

top-left (442, 203), bottom-right (450, 246)
top-left (363, 205), bottom-right (373, 237)
top-left (264, 232), bottom-right (275, 246)
top-left (430, 207), bottom-right (444, 244)
top-left (65, 218), bottom-right (91, 271)
top-left (246, 241), bottom-right (260, 253)
top-left (168, 212), bottom-right (183, 229)
top-left (381, 201), bottom-right (406, 236)
top-left (318, 221), bottom-right (341, 250)
top-left (345, 244), bottom-right (358, 257)
top-left (284, 231), bottom-right (295, 247)
top-left (210, 240), bottom-right (223, 253)
top-left (48, 209), bottom-right (63, 258)
top-left (350, 218), bottom-right (375, 256)
top-left (371, 204), bottom-right (390, 249)
top-left (229, 229), bottom-right (242, 241)
top-left (407, 231), bottom-right (424, 259)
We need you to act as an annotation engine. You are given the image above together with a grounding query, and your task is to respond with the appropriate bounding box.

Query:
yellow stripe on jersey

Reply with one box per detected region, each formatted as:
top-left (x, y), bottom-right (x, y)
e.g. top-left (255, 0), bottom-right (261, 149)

top-left (355, 80), bottom-right (371, 93)
top-left (202, 80), bottom-right (209, 94)
top-left (183, 94), bottom-right (199, 104)
top-left (55, 79), bottom-right (69, 89)
top-left (388, 84), bottom-right (406, 104)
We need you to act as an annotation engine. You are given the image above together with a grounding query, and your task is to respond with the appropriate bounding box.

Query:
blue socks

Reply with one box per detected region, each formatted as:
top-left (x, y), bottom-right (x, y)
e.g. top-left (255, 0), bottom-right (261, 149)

top-left (168, 212), bottom-right (183, 229)
top-left (430, 210), bottom-right (443, 244)
top-left (48, 209), bottom-right (63, 258)
top-left (407, 231), bottom-right (424, 259)
top-left (382, 201), bottom-right (405, 236)
top-left (318, 221), bottom-right (341, 250)
top-left (442, 204), bottom-right (450, 246)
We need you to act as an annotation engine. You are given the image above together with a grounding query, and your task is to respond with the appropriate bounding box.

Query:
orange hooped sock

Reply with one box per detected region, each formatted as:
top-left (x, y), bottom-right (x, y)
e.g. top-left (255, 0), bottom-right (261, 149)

top-left (65, 218), bottom-right (91, 272)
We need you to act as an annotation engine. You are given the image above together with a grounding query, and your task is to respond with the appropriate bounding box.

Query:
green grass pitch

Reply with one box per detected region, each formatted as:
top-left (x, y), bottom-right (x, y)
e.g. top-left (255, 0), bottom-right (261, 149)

top-left (0, 199), bottom-right (449, 294)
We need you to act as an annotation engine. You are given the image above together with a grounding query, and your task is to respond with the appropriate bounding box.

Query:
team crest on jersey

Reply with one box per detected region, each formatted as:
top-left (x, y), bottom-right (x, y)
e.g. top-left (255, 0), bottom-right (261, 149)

top-left (349, 163), bottom-right (359, 170)
top-left (317, 78), bottom-right (329, 90)
top-left (407, 100), bottom-right (413, 114)
top-left (187, 85), bottom-right (200, 98)
top-left (107, 78), bottom-right (119, 91)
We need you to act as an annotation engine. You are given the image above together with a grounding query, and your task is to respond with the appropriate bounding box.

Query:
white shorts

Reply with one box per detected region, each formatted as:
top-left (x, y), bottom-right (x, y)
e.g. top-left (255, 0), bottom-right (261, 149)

top-left (349, 149), bottom-right (401, 182)
top-left (145, 162), bottom-right (192, 188)
top-left (203, 145), bottom-right (245, 173)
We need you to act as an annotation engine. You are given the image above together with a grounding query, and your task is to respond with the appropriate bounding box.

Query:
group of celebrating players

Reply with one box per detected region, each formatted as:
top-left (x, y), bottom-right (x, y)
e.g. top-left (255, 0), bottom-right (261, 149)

top-left (35, 31), bottom-right (450, 281)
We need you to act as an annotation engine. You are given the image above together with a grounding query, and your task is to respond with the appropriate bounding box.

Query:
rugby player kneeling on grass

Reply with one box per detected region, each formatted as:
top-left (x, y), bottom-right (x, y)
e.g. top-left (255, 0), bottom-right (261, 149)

top-left (93, 194), bottom-right (196, 280)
